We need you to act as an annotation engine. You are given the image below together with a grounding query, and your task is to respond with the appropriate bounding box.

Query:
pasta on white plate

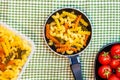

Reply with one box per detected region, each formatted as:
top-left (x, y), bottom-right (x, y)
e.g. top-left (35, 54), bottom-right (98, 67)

top-left (0, 24), bottom-right (32, 80)
top-left (45, 11), bottom-right (91, 55)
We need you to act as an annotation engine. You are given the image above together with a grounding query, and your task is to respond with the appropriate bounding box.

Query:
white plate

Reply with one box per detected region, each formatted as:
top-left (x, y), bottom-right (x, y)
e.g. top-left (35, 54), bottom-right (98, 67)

top-left (0, 22), bottom-right (35, 80)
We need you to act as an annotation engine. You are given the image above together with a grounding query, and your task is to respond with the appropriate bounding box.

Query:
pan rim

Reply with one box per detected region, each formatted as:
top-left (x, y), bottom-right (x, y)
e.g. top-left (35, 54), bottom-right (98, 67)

top-left (43, 7), bottom-right (93, 57)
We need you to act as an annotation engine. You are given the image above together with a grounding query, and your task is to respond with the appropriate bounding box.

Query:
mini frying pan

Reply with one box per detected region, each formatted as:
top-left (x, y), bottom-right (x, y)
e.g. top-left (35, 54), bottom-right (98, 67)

top-left (43, 8), bottom-right (92, 80)
top-left (95, 42), bottom-right (120, 80)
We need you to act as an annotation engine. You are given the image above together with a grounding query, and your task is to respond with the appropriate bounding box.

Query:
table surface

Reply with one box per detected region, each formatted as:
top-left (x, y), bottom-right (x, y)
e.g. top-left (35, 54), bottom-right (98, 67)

top-left (0, 0), bottom-right (120, 80)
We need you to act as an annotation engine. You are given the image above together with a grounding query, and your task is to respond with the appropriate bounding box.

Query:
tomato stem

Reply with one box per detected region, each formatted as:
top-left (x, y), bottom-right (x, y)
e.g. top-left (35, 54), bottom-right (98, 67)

top-left (118, 68), bottom-right (120, 72)
top-left (102, 52), bottom-right (109, 57)
top-left (104, 69), bottom-right (110, 79)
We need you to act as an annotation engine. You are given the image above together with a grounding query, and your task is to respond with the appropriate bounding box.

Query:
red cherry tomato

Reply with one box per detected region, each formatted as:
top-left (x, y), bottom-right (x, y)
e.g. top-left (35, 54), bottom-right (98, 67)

top-left (109, 59), bottom-right (120, 69)
top-left (98, 65), bottom-right (112, 79)
top-left (111, 44), bottom-right (120, 59)
top-left (108, 74), bottom-right (120, 80)
top-left (98, 51), bottom-right (111, 65)
top-left (116, 65), bottom-right (120, 78)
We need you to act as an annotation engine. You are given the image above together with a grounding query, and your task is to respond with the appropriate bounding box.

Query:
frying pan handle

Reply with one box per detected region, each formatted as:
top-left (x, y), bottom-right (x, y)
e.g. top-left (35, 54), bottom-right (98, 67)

top-left (69, 55), bottom-right (83, 80)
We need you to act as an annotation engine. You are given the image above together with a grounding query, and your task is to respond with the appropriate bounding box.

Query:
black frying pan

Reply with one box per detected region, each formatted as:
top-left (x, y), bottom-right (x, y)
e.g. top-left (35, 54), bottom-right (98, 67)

top-left (43, 8), bottom-right (92, 80)
top-left (95, 42), bottom-right (120, 80)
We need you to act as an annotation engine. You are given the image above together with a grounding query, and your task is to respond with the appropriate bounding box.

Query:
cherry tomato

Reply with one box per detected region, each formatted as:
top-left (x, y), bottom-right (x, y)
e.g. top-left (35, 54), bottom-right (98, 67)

top-left (116, 65), bottom-right (120, 78)
top-left (98, 65), bottom-right (112, 79)
top-left (108, 74), bottom-right (120, 80)
top-left (111, 44), bottom-right (120, 59)
top-left (109, 59), bottom-right (120, 69)
top-left (98, 51), bottom-right (111, 65)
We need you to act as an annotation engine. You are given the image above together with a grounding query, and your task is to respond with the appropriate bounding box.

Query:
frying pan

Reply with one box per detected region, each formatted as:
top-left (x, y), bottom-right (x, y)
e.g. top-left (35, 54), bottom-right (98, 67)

top-left (95, 42), bottom-right (120, 80)
top-left (43, 8), bottom-right (92, 80)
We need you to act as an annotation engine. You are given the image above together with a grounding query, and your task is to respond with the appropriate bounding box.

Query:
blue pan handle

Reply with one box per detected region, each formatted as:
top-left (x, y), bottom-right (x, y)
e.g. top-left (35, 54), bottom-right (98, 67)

top-left (69, 55), bottom-right (83, 80)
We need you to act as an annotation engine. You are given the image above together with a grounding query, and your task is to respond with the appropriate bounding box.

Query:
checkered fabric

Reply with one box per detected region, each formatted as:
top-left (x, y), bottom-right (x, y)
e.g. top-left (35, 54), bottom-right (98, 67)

top-left (0, 0), bottom-right (120, 80)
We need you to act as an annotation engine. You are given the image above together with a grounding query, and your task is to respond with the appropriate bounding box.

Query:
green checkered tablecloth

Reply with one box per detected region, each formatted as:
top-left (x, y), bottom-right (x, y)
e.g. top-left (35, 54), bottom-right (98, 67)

top-left (0, 0), bottom-right (120, 80)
